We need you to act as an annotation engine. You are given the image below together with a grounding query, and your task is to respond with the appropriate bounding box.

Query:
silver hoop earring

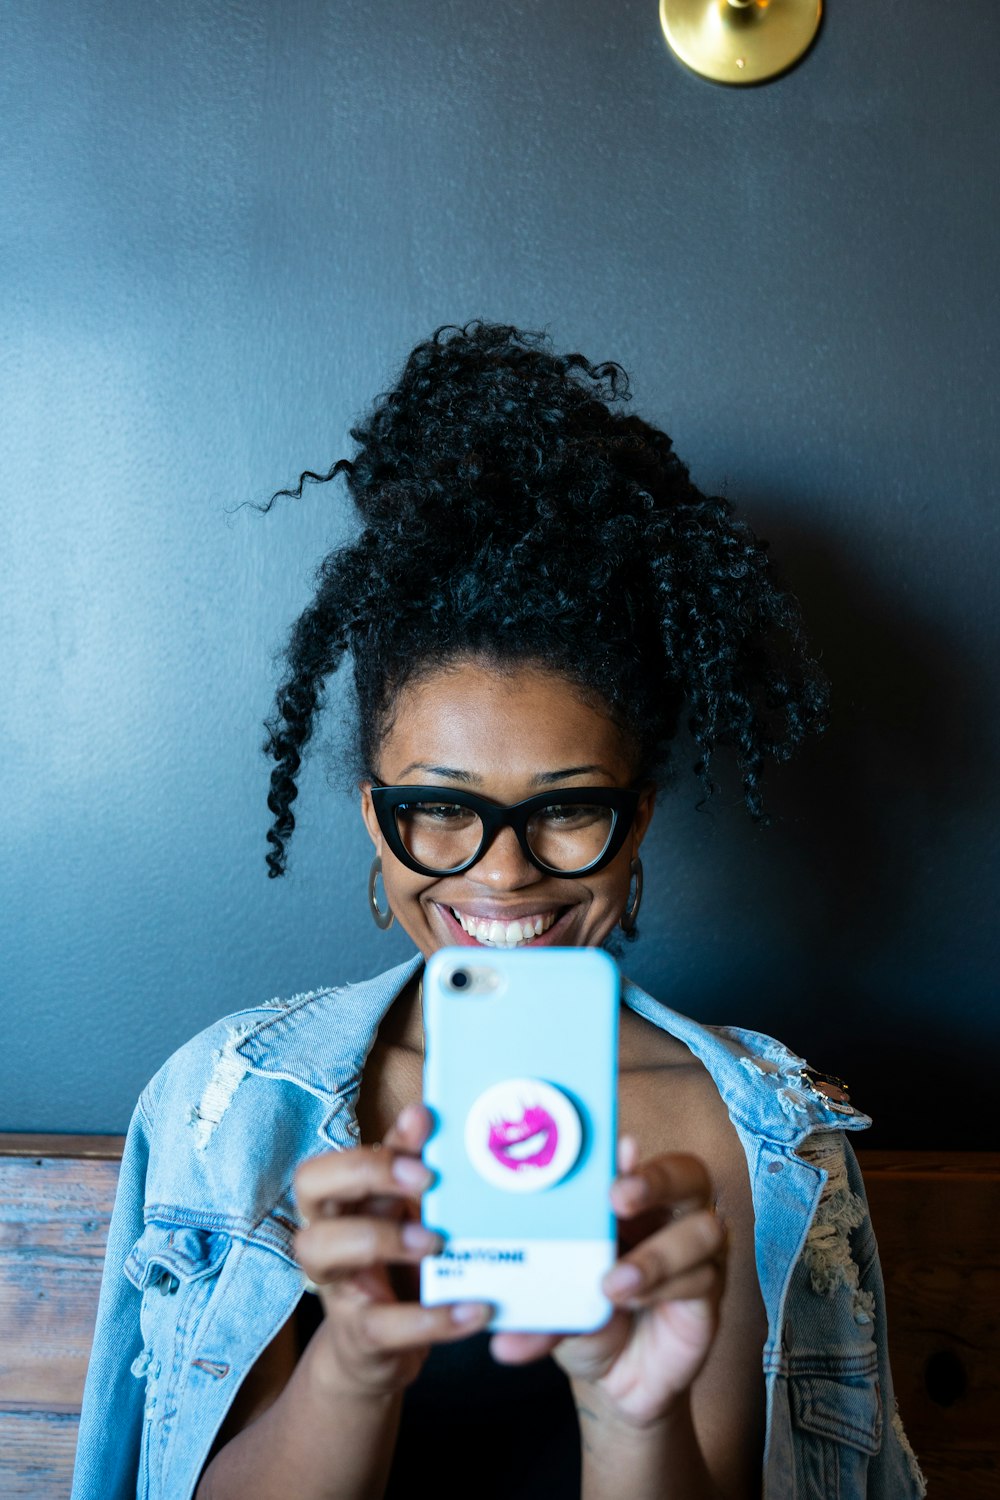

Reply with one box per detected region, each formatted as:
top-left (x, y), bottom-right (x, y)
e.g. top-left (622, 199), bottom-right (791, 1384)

top-left (620, 857), bottom-right (643, 933)
top-left (368, 855), bottom-right (395, 930)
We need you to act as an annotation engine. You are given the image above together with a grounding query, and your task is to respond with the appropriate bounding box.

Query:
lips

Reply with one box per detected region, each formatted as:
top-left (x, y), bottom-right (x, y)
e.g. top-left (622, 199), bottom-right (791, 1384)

top-left (487, 1105), bottom-right (559, 1171)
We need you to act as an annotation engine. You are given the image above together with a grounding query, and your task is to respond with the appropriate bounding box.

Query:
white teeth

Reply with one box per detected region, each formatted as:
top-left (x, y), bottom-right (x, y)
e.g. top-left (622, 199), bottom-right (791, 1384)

top-left (449, 908), bottom-right (557, 947)
top-left (503, 1130), bottom-right (548, 1160)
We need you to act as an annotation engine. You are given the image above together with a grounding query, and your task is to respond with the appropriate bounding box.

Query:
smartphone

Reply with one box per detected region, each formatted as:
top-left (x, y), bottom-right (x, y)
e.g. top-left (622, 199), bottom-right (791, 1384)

top-left (420, 945), bottom-right (619, 1333)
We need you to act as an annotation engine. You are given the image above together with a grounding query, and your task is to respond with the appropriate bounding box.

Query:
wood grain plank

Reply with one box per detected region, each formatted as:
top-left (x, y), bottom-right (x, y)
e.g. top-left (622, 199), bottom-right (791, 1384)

top-left (916, 1447), bottom-right (999, 1500)
top-left (0, 1156), bottom-right (120, 1406)
top-left (0, 1408), bottom-right (78, 1497)
top-left (0, 1136), bottom-right (125, 1161)
top-left (859, 1153), bottom-right (1000, 1476)
top-left (856, 1149), bottom-right (1000, 1179)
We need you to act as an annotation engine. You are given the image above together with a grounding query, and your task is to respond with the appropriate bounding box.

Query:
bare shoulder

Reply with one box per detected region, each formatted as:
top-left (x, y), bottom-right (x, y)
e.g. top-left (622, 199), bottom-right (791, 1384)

top-left (618, 1006), bottom-right (749, 1201)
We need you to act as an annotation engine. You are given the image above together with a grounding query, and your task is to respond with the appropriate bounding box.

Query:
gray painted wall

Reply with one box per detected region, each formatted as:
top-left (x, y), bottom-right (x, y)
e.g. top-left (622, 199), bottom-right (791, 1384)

top-left (4, 0), bottom-right (997, 1146)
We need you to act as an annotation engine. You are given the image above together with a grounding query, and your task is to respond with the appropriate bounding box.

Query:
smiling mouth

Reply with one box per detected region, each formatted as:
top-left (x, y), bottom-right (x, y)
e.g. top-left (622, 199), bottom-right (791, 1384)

top-left (447, 906), bottom-right (561, 948)
top-left (488, 1107), bottom-right (559, 1170)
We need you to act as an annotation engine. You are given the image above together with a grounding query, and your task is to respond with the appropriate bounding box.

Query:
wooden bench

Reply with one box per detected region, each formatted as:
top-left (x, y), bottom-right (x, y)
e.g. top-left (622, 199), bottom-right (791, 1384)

top-left (1, 1137), bottom-right (998, 1497)
top-left (0, 1136), bottom-right (125, 1498)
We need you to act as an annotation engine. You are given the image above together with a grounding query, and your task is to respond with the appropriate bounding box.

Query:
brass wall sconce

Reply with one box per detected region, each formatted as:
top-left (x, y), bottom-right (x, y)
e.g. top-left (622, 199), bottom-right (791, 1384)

top-left (659, 0), bottom-right (822, 85)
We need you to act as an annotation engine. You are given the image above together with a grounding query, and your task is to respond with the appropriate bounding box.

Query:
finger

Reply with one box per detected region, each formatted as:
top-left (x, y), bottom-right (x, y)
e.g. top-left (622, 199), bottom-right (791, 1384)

top-left (610, 1153), bottom-right (712, 1220)
top-left (353, 1299), bottom-right (494, 1354)
top-left (294, 1144), bottom-right (434, 1219)
top-left (489, 1330), bottom-right (562, 1365)
top-left (363, 1106), bottom-right (437, 1220)
top-left (295, 1216), bottom-right (444, 1282)
top-left (602, 1209), bottom-right (726, 1305)
top-left (618, 1260), bottom-right (722, 1307)
top-left (617, 1135), bottom-right (640, 1175)
top-left (381, 1103), bottom-right (434, 1154)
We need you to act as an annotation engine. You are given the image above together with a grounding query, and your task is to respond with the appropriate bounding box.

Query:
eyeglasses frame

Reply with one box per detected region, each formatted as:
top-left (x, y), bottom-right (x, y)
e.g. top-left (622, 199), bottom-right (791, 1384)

top-left (368, 782), bottom-right (642, 879)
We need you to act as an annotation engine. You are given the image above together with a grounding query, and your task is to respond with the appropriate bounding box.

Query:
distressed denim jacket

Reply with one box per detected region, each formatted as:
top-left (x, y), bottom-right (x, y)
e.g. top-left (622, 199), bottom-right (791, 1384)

top-left (72, 955), bottom-right (925, 1500)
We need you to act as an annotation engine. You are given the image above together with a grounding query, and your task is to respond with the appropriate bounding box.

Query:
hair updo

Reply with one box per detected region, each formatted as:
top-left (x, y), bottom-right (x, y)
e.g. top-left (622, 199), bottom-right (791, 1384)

top-left (262, 321), bottom-right (828, 878)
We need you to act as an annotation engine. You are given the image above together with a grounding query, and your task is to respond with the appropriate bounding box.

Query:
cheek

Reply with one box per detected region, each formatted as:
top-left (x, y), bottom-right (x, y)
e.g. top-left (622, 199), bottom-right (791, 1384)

top-left (577, 869), bottom-right (631, 936)
top-left (602, 849), bottom-right (633, 900)
top-left (382, 860), bottom-right (420, 902)
top-left (381, 859), bottom-right (435, 924)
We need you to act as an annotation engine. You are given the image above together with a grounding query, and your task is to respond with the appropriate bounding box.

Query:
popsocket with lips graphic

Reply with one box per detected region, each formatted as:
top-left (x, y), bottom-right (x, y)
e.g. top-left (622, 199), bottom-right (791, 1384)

top-left (464, 1078), bottom-right (583, 1193)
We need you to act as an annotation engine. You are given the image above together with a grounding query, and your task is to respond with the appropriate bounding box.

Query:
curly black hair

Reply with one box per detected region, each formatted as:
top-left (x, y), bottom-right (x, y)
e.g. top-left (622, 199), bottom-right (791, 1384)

top-left (262, 321), bottom-right (828, 879)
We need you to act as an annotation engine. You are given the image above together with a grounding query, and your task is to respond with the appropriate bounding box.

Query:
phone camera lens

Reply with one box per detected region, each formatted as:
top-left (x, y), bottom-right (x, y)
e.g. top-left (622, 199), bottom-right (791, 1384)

top-left (450, 969), bottom-right (470, 990)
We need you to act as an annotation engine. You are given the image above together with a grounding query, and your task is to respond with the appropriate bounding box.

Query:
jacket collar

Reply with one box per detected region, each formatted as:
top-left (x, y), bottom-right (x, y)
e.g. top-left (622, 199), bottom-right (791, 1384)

top-left (235, 952), bottom-right (867, 1148)
top-left (235, 955), bottom-right (423, 1104)
top-left (620, 978), bottom-right (869, 1145)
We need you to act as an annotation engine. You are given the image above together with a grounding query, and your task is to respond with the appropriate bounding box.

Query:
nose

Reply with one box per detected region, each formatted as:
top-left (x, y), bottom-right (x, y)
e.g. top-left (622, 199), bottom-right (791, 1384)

top-left (467, 825), bottom-right (540, 889)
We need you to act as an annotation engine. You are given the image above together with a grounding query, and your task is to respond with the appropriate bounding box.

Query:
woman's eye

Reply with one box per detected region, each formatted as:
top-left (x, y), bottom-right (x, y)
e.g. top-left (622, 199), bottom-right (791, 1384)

top-left (405, 802), bottom-right (470, 823)
top-left (541, 804), bottom-right (598, 826)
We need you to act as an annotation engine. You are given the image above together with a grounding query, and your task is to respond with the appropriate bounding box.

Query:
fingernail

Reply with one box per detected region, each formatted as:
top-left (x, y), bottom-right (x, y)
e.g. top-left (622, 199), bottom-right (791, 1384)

top-left (392, 1156), bottom-right (431, 1190)
top-left (624, 1174), bottom-right (650, 1204)
top-left (618, 1135), bottom-right (639, 1171)
top-left (604, 1262), bottom-right (644, 1296)
top-left (451, 1302), bottom-right (493, 1325)
top-left (401, 1222), bottom-right (441, 1252)
top-left (398, 1104), bottom-right (422, 1132)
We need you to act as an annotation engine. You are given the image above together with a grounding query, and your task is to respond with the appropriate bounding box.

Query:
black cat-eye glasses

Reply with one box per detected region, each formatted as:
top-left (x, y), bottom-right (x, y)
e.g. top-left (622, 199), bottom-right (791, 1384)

top-left (369, 782), bottom-right (641, 879)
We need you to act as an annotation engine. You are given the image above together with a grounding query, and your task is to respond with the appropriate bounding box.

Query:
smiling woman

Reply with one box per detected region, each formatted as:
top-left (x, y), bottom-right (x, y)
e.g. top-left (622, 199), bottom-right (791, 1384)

top-left (361, 663), bottom-right (655, 956)
top-left (71, 324), bottom-right (925, 1500)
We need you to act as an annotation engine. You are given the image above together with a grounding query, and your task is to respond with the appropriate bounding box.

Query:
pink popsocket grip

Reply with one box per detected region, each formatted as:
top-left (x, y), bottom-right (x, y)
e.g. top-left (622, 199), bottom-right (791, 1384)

top-left (464, 1078), bottom-right (583, 1193)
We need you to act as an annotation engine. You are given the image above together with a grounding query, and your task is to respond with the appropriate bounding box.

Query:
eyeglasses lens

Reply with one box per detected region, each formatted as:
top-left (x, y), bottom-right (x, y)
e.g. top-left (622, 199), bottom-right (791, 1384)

top-left (393, 800), bottom-right (615, 873)
top-left (395, 802), bottom-right (484, 872)
top-left (526, 803), bottom-right (615, 871)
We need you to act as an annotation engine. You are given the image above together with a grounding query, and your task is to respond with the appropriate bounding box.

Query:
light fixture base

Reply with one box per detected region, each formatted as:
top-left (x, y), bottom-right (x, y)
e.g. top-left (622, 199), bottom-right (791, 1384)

top-left (659, 0), bottom-right (822, 86)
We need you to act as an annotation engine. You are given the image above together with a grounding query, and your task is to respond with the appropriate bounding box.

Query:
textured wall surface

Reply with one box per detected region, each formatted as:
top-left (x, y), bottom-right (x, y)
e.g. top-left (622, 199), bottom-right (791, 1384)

top-left (4, 0), bottom-right (997, 1144)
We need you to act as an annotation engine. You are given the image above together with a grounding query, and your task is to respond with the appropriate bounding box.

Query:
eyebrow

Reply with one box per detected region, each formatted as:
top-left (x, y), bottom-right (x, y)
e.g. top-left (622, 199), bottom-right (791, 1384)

top-left (396, 763), bottom-right (615, 785)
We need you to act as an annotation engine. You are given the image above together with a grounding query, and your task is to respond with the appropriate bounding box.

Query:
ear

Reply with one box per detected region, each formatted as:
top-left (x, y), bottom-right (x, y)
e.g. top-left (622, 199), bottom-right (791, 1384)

top-left (359, 780), bottom-right (382, 852)
top-left (631, 783), bottom-right (657, 855)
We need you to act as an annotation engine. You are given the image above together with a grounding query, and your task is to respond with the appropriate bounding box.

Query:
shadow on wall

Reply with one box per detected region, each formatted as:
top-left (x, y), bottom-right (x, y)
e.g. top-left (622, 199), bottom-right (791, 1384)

top-left (757, 510), bottom-right (988, 1150)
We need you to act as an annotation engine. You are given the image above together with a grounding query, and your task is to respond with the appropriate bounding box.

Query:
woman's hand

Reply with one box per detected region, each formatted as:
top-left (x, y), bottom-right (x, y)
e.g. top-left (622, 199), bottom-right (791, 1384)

top-left (491, 1138), bottom-right (727, 1430)
top-left (292, 1105), bottom-right (492, 1399)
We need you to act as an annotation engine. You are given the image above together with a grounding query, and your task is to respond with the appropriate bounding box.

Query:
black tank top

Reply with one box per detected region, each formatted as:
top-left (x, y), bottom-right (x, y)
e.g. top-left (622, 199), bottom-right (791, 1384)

top-left (297, 1293), bottom-right (581, 1498)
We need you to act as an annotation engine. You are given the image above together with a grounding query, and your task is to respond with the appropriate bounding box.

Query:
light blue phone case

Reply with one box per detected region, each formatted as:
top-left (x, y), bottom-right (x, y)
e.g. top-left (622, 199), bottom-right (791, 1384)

top-left (421, 946), bottom-right (619, 1332)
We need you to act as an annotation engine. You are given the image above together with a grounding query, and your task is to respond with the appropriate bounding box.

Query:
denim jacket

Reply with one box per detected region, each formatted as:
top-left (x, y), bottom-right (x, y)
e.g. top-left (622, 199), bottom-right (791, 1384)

top-left (71, 955), bottom-right (926, 1499)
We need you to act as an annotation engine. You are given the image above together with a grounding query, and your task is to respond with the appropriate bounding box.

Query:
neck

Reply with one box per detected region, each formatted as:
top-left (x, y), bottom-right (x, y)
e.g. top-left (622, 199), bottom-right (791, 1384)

top-left (378, 972), bottom-right (424, 1054)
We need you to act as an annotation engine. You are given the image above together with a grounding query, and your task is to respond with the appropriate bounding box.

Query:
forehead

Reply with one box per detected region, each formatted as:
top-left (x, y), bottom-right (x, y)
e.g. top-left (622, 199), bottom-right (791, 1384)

top-left (380, 659), bottom-right (632, 782)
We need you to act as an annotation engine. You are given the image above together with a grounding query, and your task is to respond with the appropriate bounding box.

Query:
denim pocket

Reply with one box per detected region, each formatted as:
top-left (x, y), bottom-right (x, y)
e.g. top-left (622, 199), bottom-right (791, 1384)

top-left (791, 1369), bottom-right (882, 1454)
top-left (125, 1222), bottom-right (230, 1293)
top-left (789, 1351), bottom-right (882, 1496)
